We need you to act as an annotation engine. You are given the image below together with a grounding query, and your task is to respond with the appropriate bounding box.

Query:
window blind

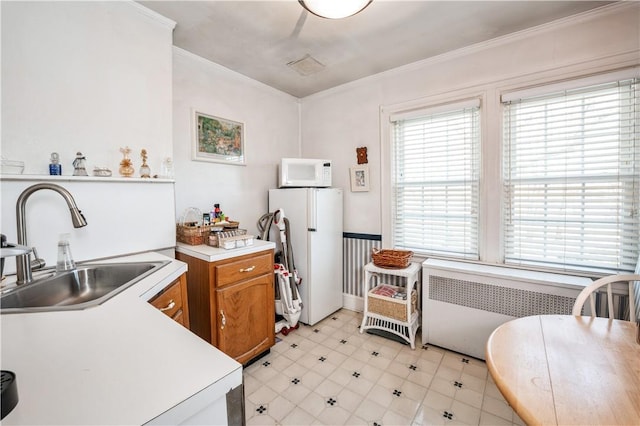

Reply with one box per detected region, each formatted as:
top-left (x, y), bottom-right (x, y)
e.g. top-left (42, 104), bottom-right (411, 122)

top-left (503, 77), bottom-right (639, 273)
top-left (391, 101), bottom-right (480, 259)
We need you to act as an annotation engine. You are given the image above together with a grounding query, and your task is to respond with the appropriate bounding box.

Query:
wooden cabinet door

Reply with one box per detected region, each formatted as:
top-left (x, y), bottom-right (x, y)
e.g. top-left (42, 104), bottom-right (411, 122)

top-left (148, 273), bottom-right (190, 329)
top-left (216, 273), bottom-right (275, 365)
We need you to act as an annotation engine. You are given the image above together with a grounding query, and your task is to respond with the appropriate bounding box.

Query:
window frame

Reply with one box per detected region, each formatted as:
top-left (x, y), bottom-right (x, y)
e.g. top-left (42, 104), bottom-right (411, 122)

top-left (381, 90), bottom-right (490, 261)
top-left (502, 74), bottom-right (639, 274)
top-left (389, 98), bottom-right (482, 260)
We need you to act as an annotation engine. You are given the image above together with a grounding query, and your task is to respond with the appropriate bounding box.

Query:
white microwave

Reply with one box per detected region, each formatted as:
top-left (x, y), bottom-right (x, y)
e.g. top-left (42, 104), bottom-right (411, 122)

top-left (279, 158), bottom-right (332, 188)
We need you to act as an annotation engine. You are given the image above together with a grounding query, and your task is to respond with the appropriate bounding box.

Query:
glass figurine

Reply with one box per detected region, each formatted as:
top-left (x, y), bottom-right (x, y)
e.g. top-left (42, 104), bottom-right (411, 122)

top-left (139, 149), bottom-right (151, 178)
top-left (119, 146), bottom-right (134, 177)
top-left (49, 152), bottom-right (62, 175)
top-left (160, 157), bottom-right (174, 179)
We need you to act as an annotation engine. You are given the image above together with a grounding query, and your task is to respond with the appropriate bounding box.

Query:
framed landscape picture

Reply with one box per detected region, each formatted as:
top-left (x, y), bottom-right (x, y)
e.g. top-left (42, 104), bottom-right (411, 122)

top-left (193, 110), bottom-right (245, 165)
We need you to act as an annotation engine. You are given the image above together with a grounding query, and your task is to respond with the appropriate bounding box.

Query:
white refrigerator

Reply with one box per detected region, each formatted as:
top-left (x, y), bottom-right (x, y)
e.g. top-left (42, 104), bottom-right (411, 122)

top-left (269, 188), bottom-right (343, 326)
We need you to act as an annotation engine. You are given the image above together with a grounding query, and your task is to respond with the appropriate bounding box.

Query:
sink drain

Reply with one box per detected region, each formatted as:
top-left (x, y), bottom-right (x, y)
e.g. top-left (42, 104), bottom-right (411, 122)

top-left (1, 370), bottom-right (18, 419)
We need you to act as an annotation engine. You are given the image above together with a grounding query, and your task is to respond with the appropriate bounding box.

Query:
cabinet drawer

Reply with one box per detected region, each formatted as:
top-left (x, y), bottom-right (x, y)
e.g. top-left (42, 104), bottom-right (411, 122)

top-left (149, 278), bottom-right (183, 319)
top-left (216, 252), bottom-right (273, 287)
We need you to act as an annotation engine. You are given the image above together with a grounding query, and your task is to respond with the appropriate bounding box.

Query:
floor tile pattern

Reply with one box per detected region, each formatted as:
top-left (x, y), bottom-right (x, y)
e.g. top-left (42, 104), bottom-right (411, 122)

top-left (244, 309), bottom-right (524, 425)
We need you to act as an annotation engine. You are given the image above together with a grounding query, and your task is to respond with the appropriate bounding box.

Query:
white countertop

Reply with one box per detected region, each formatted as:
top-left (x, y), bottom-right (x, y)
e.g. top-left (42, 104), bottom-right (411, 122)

top-left (176, 239), bottom-right (276, 262)
top-left (0, 251), bottom-right (242, 425)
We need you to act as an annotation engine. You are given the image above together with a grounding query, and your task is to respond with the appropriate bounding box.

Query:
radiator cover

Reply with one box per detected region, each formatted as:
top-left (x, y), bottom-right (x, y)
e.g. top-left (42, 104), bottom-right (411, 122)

top-left (422, 259), bottom-right (592, 359)
top-left (429, 275), bottom-right (577, 318)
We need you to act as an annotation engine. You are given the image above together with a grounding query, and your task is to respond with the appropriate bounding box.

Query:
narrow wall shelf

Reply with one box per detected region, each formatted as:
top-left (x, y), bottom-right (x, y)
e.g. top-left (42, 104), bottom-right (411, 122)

top-left (0, 175), bottom-right (174, 183)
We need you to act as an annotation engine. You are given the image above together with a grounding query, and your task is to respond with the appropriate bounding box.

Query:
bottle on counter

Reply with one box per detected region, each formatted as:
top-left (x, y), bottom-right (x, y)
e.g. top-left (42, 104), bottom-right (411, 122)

top-left (49, 152), bottom-right (62, 175)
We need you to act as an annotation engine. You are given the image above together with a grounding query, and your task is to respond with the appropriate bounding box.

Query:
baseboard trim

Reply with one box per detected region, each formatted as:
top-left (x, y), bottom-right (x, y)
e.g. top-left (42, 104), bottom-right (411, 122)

top-left (343, 293), bottom-right (364, 313)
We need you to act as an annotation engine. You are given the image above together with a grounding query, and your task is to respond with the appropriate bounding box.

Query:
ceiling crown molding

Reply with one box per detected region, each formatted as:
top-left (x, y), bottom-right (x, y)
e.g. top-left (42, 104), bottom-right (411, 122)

top-left (129, 0), bottom-right (176, 30)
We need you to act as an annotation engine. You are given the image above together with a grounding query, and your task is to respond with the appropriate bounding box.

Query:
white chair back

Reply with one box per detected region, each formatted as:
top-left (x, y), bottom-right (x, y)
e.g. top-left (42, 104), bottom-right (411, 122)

top-left (572, 274), bottom-right (640, 322)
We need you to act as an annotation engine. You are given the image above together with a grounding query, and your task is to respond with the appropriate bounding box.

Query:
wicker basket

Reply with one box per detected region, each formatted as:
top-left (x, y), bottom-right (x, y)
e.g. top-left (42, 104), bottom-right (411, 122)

top-left (223, 221), bottom-right (240, 229)
top-left (176, 207), bottom-right (211, 245)
top-left (371, 248), bottom-right (413, 269)
top-left (176, 223), bottom-right (213, 245)
top-left (367, 284), bottom-right (417, 322)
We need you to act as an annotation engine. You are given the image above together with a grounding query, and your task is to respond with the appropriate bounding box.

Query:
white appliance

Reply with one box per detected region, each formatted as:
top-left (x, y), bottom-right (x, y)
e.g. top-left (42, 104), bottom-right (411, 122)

top-left (269, 188), bottom-right (343, 325)
top-left (279, 158), bottom-right (332, 188)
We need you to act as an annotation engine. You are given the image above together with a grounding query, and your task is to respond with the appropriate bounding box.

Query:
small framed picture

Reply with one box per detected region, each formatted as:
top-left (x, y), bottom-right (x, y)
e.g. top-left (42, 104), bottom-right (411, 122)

top-left (350, 165), bottom-right (370, 192)
top-left (192, 110), bottom-right (245, 165)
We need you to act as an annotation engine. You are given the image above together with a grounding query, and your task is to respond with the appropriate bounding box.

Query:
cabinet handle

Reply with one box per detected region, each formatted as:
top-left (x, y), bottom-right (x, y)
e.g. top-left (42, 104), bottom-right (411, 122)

top-left (220, 310), bottom-right (226, 330)
top-left (159, 300), bottom-right (175, 312)
top-left (240, 265), bottom-right (256, 272)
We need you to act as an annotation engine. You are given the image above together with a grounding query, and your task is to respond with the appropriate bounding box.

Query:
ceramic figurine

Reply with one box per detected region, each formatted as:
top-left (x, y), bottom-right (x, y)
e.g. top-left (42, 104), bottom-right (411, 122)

top-left (72, 152), bottom-right (88, 176)
top-left (356, 147), bottom-right (368, 164)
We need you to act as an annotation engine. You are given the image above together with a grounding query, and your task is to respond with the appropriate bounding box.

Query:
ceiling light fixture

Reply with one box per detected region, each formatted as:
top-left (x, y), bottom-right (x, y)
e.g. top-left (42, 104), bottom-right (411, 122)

top-left (299, 0), bottom-right (372, 19)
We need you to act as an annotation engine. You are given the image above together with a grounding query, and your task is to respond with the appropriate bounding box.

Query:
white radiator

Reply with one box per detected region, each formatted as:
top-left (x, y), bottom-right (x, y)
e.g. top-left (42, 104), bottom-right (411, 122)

top-left (422, 259), bottom-right (592, 360)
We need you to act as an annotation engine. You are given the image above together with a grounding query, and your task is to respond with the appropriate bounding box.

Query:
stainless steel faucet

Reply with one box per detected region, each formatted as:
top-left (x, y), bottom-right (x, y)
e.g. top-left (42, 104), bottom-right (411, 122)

top-left (15, 183), bottom-right (87, 285)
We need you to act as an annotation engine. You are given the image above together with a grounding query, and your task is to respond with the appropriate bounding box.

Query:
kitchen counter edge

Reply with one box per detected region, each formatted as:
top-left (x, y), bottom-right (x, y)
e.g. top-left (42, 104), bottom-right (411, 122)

top-left (0, 251), bottom-right (241, 425)
top-left (176, 239), bottom-right (276, 262)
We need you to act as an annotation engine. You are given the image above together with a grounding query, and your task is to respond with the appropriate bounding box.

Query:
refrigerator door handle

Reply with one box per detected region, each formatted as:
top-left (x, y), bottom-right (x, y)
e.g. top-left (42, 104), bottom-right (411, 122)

top-left (308, 189), bottom-right (317, 231)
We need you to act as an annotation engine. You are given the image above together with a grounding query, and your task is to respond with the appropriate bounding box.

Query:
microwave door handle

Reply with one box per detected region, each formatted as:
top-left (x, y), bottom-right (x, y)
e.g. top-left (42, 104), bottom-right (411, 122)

top-left (308, 189), bottom-right (317, 232)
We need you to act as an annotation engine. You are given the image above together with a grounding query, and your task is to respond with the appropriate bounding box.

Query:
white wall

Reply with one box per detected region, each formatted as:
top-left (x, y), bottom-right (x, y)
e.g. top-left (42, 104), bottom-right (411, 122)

top-left (1, 1), bottom-right (174, 175)
top-left (1, 2), bottom-right (177, 269)
top-left (0, 177), bottom-right (176, 274)
top-left (299, 3), bottom-right (640, 240)
top-left (1, 1), bottom-right (299, 259)
top-left (172, 48), bottom-right (300, 235)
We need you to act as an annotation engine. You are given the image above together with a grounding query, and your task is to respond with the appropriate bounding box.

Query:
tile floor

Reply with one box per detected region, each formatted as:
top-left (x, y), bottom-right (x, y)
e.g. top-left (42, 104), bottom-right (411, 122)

top-left (243, 309), bottom-right (524, 426)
